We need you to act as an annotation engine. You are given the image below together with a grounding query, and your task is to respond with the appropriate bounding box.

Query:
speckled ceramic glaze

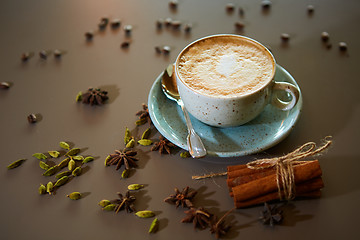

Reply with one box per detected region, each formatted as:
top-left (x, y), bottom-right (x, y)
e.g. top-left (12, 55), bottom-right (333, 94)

top-left (174, 34), bottom-right (299, 127)
top-left (148, 64), bottom-right (302, 157)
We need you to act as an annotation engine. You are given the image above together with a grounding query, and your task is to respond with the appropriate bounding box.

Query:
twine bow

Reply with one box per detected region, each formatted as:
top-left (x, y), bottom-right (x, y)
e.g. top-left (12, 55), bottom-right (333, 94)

top-left (246, 136), bottom-right (332, 200)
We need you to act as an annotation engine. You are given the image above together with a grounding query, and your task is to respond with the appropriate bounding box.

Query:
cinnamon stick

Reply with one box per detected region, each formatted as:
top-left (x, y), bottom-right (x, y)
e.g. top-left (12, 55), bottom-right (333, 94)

top-left (232, 160), bottom-right (322, 203)
top-left (234, 177), bottom-right (324, 208)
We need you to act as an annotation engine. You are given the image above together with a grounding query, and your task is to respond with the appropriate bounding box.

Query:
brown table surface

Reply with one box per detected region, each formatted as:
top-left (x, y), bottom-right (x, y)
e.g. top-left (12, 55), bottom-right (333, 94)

top-left (1, 0), bottom-right (359, 239)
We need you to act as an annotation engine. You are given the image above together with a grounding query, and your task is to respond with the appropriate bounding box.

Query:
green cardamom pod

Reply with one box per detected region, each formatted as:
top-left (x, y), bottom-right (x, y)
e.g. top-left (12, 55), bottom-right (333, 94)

top-left (72, 166), bottom-right (82, 176)
top-left (98, 199), bottom-right (111, 207)
top-left (32, 153), bottom-right (47, 160)
top-left (82, 156), bottom-right (94, 164)
top-left (128, 184), bottom-right (144, 190)
top-left (72, 155), bottom-right (84, 161)
top-left (39, 184), bottom-right (46, 195)
top-left (104, 155), bottom-right (111, 166)
top-left (59, 141), bottom-right (70, 150)
top-left (57, 157), bottom-right (70, 169)
top-left (102, 204), bottom-right (117, 211)
top-left (135, 118), bottom-right (147, 126)
top-left (138, 139), bottom-right (153, 146)
top-left (75, 91), bottom-right (82, 102)
top-left (148, 218), bottom-right (159, 233)
top-left (124, 127), bottom-right (132, 144)
top-left (68, 159), bottom-right (76, 171)
top-left (180, 151), bottom-right (191, 158)
top-left (66, 148), bottom-right (80, 156)
top-left (54, 176), bottom-right (69, 187)
top-left (48, 151), bottom-right (60, 158)
top-left (141, 128), bottom-right (151, 139)
top-left (55, 170), bottom-right (72, 179)
top-left (135, 210), bottom-right (155, 218)
top-left (67, 192), bottom-right (82, 200)
top-left (46, 182), bottom-right (54, 195)
top-left (126, 138), bottom-right (135, 148)
top-left (39, 161), bottom-right (50, 170)
top-left (121, 169), bottom-right (130, 178)
top-left (7, 159), bottom-right (26, 169)
top-left (43, 166), bottom-right (59, 176)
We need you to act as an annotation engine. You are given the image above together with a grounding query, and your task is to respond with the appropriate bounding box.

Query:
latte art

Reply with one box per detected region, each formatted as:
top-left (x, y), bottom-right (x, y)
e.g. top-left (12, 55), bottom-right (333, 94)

top-left (177, 36), bottom-right (275, 97)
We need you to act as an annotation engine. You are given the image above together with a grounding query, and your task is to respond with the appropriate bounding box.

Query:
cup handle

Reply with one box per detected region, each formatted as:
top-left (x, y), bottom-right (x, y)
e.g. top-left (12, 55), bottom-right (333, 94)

top-left (271, 82), bottom-right (300, 111)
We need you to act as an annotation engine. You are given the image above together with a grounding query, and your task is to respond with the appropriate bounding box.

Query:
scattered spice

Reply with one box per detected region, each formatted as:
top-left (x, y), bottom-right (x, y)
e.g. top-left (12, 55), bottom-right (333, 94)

top-left (321, 32), bottom-right (330, 42)
top-left (39, 184), bottom-right (46, 194)
top-left (151, 136), bottom-right (176, 154)
top-left (234, 21), bottom-right (245, 31)
top-left (67, 192), bottom-right (82, 200)
top-left (226, 3), bottom-right (235, 12)
top-left (238, 7), bottom-right (244, 16)
top-left (171, 20), bottom-right (181, 29)
top-left (105, 149), bottom-right (138, 170)
top-left (148, 218), bottom-right (159, 233)
top-left (339, 42), bottom-right (348, 51)
top-left (121, 41), bottom-right (130, 49)
top-left (39, 50), bottom-right (48, 59)
top-left (46, 181), bottom-right (54, 195)
top-left (48, 151), bottom-right (60, 158)
top-left (59, 141), bottom-right (70, 150)
top-left (169, 0), bottom-right (178, 9)
top-left (259, 202), bottom-right (282, 226)
top-left (138, 139), bottom-right (153, 146)
top-left (180, 151), bottom-right (191, 158)
top-left (307, 5), bottom-right (315, 14)
top-left (164, 18), bottom-right (172, 27)
top-left (113, 191), bottom-right (136, 213)
top-left (98, 18), bottom-right (108, 29)
top-left (111, 19), bottom-right (121, 28)
top-left (136, 210), bottom-right (155, 218)
top-left (128, 183), bottom-right (144, 190)
top-left (21, 52), bottom-right (32, 61)
top-left (124, 25), bottom-right (133, 35)
top-left (281, 33), bottom-right (290, 42)
top-left (85, 31), bottom-right (94, 40)
top-left (162, 45), bottom-right (171, 54)
top-left (155, 46), bottom-right (162, 54)
top-left (156, 19), bottom-right (163, 29)
top-left (7, 159), bottom-right (26, 169)
top-left (53, 49), bottom-right (62, 58)
top-left (184, 23), bottom-right (192, 33)
top-left (181, 207), bottom-right (213, 229)
top-left (33, 152), bottom-right (47, 160)
top-left (98, 199), bottom-right (111, 207)
top-left (135, 103), bottom-right (151, 125)
top-left (210, 208), bottom-right (235, 239)
top-left (0, 82), bottom-right (10, 89)
top-left (164, 186), bottom-right (197, 208)
top-left (81, 88), bottom-right (109, 105)
top-left (27, 114), bottom-right (38, 123)
top-left (261, 0), bottom-right (272, 9)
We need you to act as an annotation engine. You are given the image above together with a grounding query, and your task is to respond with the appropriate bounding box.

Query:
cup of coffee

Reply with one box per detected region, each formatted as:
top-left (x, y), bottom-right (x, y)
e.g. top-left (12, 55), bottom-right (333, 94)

top-left (174, 34), bottom-right (300, 127)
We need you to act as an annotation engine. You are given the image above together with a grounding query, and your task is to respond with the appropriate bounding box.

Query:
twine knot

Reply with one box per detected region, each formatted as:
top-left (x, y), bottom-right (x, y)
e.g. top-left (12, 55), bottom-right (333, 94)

top-left (246, 136), bottom-right (332, 200)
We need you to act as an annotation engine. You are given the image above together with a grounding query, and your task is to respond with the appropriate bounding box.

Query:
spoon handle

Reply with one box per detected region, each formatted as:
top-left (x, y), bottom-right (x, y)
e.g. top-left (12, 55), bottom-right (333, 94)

top-left (179, 100), bottom-right (207, 158)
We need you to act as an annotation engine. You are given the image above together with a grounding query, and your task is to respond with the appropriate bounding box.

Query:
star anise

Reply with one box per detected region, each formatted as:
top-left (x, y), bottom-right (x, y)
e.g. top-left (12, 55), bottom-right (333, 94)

top-left (181, 207), bottom-right (213, 230)
top-left (135, 103), bottom-right (151, 125)
top-left (112, 191), bottom-right (136, 213)
top-left (151, 136), bottom-right (176, 154)
top-left (105, 149), bottom-right (138, 170)
top-left (259, 202), bottom-right (283, 226)
top-left (164, 186), bottom-right (197, 208)
top-left (209, 208), bottom-right (235, 239)
top-left (82, 87), bottom-right (108, 105)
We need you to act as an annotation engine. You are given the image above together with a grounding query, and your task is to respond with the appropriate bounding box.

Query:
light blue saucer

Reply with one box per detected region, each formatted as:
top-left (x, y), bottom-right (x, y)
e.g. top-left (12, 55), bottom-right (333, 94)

top-left (148, 64), bottom-right (302, 157)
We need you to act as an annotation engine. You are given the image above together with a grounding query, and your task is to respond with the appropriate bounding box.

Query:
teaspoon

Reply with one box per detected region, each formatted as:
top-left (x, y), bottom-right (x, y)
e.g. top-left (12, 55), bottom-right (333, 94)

top-left (161, 65), bottom-right (207, 158)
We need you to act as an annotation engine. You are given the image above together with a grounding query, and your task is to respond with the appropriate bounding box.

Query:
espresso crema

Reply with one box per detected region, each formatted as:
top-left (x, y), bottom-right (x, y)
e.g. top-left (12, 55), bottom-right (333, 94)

top-left (177, 36), bottom-right (275, 98)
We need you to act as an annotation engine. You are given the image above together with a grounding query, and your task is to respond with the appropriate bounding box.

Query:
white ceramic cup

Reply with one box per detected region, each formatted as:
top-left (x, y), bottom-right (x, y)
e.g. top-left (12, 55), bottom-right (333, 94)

top-left (174, 34), bottom-right (300, 127)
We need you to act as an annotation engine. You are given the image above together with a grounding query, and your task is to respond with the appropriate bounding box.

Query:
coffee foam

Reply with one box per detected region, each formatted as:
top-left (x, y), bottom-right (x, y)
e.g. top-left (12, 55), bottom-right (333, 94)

top-left (177, 36), bottom-right (274, 97)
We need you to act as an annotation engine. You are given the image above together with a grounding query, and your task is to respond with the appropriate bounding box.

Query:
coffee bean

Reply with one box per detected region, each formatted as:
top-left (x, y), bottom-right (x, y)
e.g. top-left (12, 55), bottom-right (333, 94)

top-left (171, 20), bottom-right (181, 29)
top-left (226, 3), bottom-right (235, 12)
top-left (235, 21), bottom-right (245, 30)
top-left (85, 31), bottom-right (94, 40)
top-left (27, 114), bottom-right (38, 123)
top-left (184, 23), bottom-right (192, 33)
top-left (164, 18), bottom-right (172, 27)
top-left (21, 52), bottom-right (31, 61)
top-left (261, 0), bottom-right (272, 9)
top-left (321, 32), bottom-right (330, 42)
top-left (339, 42), bottom-right (347, 51)
top-left (121, 41), bottom-right (130, 49)
top-left (156, 19), bottom-right (164, 29)
top-left (39, 50), bottom-right (48, 59)
top-left (111, 19), bottom-right (121, 28)
top-left (0, 82), bottom-right (10, 89)
top-left (169, 0), bottom-right (178, 9)
top-left (307, 5), bottom-right (314, 14)
top-left (281, 33), bottom-right (290, 42)
top-left (155, 46), bottom-right (162, 54)
top-left (239, 7), bottom-right (244, 16)
top-left (53, 49), bottom-right (62, 58)
top-left (162, 46), bottom-right (171, 54)
top-left (124, 25), bottom-right (132, 34)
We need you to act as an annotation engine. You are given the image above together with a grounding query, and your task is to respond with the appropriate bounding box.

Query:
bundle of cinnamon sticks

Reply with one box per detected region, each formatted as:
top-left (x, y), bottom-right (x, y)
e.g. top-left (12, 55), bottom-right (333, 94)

top-left (227, 160), bottom-right (324, 208)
